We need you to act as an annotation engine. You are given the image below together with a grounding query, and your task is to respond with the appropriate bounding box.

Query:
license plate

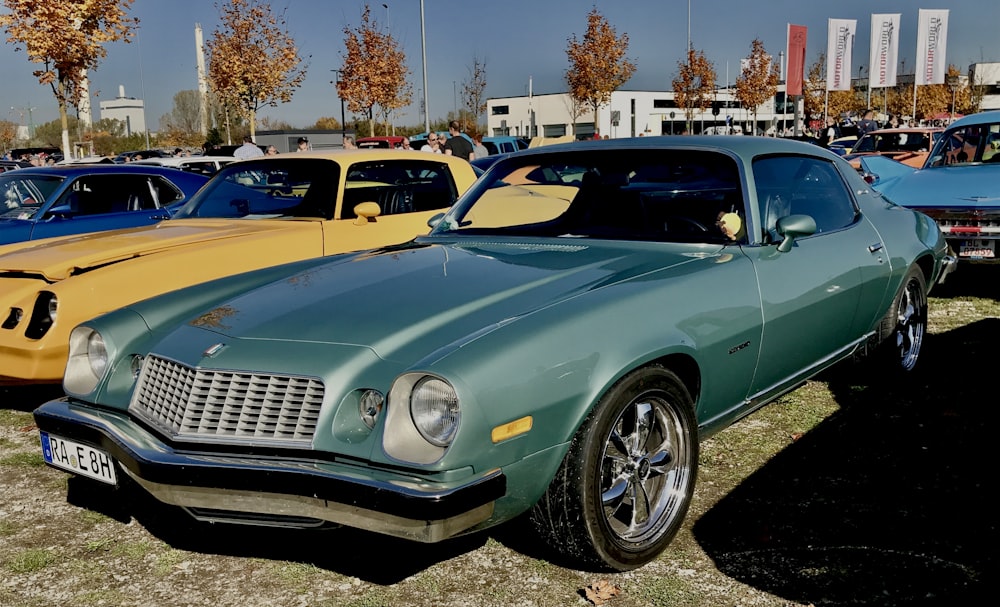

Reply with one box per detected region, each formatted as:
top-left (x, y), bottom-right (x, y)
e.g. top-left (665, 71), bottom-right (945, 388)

top-left (958, 240), bottom-right (995, 259)
top-left (40, 431), bottom-right (117, 485)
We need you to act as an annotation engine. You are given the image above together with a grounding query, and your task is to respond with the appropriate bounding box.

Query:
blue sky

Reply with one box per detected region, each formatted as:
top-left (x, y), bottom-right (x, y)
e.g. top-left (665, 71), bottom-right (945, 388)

top-left (0, 0), bottom-right (994, 132)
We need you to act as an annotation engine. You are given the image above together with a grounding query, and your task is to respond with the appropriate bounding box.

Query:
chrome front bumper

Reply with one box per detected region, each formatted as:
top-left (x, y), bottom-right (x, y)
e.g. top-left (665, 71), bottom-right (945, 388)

top-left (34, 398), bottom-right (505, 543)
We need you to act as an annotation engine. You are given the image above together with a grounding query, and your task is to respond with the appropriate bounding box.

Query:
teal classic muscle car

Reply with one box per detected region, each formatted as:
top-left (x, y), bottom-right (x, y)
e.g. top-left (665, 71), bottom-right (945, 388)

top-left (33, 137), bottom-right (951, 571)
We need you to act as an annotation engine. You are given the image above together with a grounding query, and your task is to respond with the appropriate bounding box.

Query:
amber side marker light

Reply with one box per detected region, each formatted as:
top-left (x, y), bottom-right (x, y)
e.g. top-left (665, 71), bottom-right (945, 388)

top-left (491, 416), bottom-right (533, 443)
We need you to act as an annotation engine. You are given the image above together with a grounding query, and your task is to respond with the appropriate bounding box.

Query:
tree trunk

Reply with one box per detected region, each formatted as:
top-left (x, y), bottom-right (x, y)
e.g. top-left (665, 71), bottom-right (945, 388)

top-left (57, 79), bottom-right (71, 159)
top-left (249, 109), bottom-right (257, 140)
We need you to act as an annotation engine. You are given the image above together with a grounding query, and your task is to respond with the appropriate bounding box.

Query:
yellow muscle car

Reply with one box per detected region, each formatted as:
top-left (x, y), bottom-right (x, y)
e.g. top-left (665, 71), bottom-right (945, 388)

top-left (0, 150), bottom-right (477, 384)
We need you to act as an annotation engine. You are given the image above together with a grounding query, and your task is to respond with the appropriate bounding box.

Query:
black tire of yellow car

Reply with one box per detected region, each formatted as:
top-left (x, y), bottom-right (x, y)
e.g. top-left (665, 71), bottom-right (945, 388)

top-left (876, 266), bottom-right (927, 374)
top-left (529, 365), bottom-right (698, 571)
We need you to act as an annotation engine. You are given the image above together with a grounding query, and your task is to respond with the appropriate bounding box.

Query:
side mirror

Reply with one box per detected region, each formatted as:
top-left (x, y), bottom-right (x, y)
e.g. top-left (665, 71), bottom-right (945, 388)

top-left (46, 204), bottom-right (72, 219)
top-left (352, 201), bottom-right (381, 226)
top-left (775, 214), bottom-right (817, 253)
top-left (427, 212), bottom-right (446, 228)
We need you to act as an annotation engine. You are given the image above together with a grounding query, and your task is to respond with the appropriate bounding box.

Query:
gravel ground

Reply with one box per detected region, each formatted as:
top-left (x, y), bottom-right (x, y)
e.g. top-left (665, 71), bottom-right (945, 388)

top-left (1, 270), bottom-right (996, 607)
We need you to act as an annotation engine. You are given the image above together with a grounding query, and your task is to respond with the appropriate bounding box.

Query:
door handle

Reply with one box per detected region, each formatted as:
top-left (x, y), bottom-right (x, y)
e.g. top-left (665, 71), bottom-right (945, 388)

top-left (868, 242), bottom-right (884, 253)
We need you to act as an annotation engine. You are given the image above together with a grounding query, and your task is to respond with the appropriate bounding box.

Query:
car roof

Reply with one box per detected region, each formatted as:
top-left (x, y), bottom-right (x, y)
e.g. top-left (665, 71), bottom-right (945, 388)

top-left (263, 149), bottom-right (474, 163)
top-left (3, 164), bottom-right (212, 178)
top-left (508, 134), bottom-right (834, 159)
top-left (945, 110), bottom-right (1000, 129)
top-left (132, 156), bottom-right (235, 165)
top-left (860, 127), bottom-right (943, 135)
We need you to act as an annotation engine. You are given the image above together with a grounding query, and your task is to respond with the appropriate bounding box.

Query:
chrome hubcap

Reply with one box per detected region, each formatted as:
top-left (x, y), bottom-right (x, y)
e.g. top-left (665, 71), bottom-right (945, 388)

top-left (896, 280), bottom-right (925, 371)
top-left (600, 397), bottom-right (690, 543)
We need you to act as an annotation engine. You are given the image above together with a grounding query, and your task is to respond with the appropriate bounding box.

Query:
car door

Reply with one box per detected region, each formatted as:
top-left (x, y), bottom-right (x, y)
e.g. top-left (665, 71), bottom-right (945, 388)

top-left (327, 159), bottom-right (458, 254)
top-left (747, 154), bottom-right (889, 395)
top-left (33, 174), bottom-right (174, 240)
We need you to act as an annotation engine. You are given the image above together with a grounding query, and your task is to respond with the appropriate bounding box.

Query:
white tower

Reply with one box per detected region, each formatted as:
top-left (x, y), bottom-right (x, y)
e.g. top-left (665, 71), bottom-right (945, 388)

top-left (196, 23), bottom-right (209, 136)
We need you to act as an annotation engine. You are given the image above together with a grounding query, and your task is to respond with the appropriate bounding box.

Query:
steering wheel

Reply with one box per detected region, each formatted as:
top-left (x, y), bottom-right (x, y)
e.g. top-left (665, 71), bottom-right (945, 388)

top-left (664, 216), bottom-right (709, 233)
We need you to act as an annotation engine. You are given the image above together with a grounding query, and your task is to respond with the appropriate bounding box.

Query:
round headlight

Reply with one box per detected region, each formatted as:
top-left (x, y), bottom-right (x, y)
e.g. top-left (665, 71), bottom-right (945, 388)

top-left (359, 389), bottom-right (385, 429)
top-left (409, 377), bottom-right (459, 447)
top-left (87, 331), bottom-right (108, 377)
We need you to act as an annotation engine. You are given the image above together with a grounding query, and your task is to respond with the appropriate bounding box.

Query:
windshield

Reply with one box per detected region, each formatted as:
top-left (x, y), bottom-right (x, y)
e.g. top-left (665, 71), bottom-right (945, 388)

top-left (173, 158), bottom-right (340, 220)
top-left (431, 149), bottom-right (745, 244)
top-left (0, 174), bottom-right (63, 220)
top-left (926, 121), bottom-right (1000, 167)
top-left (852, 131), bottom-right (937, 154)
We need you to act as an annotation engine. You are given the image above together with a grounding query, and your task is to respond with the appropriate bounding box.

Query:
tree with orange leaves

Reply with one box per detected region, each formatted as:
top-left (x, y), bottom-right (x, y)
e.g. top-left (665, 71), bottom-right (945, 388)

top-left (735, 39), bottom-right (781, 134)
top-left (0, 0), bottom-right (137, 158)
top-left (565, 8), bottom-right (636, 131)
top-left (339, 5), bottom-right (411, 138)
top-left (672, 48), bottom-right (716, 132)
top-left (206, 0), bottom-right (307, 140)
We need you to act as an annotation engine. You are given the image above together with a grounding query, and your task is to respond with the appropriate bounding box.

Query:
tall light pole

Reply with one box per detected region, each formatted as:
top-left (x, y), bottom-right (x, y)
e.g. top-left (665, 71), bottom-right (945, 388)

top-left (332, 69), bottom-right (346, 142)
top-left (419, 0), bottom-right (429, 133)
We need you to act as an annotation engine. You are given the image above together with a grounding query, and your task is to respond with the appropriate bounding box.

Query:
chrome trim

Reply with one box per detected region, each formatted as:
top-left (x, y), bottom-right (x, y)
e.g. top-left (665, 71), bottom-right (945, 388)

top-left (129, 354), bottom-right (324, 446)
top-left (125, 469), bottom-right (494, 542)
top-left (34, 398), bottom-right (504, 543)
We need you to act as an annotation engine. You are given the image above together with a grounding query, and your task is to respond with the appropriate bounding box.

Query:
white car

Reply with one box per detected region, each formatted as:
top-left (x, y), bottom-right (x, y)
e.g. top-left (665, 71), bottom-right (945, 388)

top-left (131, 155), bottom-right (236, 176)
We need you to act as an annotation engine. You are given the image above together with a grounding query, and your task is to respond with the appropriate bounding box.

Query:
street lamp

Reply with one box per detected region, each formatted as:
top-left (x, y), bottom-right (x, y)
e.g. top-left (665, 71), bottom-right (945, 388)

top-left (947, 75), bottom-right (960, 123)
top-left (419, 0), bottom-right (429, 133)
top-left (332, 69), bottom-right (346, 142)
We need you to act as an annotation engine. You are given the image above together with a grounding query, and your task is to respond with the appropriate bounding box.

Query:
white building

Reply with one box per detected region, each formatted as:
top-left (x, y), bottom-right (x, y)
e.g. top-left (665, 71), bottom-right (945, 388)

top-left (487, 85), bottom-right (800, 140)
top-left (970, 62), bottom-right (1000, 111)
top-left (99, 85), bottom-right (146, 135)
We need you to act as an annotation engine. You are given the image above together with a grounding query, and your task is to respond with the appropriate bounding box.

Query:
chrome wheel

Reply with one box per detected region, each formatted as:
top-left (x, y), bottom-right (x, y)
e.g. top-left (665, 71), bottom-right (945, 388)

top-left (892, 273), bottom-right (927, 372)
top-left (600, 393), bottom-right (692, 544)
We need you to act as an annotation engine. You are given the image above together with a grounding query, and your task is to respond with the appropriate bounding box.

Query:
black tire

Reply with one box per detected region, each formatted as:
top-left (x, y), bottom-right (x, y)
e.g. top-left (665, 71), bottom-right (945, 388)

top-left (529, 365), bottom-right (698, 571)
top-left (876, 267), bottom-right (927, 373)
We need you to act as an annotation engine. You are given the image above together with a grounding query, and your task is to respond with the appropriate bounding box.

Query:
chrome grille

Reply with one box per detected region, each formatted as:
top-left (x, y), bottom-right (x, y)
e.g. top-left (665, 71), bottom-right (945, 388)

top-left (130, 355), bottom-right (324, 445)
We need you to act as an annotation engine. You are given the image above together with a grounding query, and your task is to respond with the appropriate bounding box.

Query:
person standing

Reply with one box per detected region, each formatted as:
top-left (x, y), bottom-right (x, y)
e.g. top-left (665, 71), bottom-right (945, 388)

top-left (343, 135), bottom-right (356, 150)
top-left (234, 135), bottom-right (264, 159)
top-left (420, 133), bottom-right (440, 153)
top-left (296, 137), bottom-right (310, 152)
top-left (265, 145), bottom-right (279, 156)
top-left (819, 116), bottom-right (841, 148)
top-left (857, 110), bottom-right (878, 137)
top-left (471, 133), bottom-right (489, 159)
top-left (400, 137), bottom-right (412, 150)
top-left (443, 120), bottom-right (473, 161)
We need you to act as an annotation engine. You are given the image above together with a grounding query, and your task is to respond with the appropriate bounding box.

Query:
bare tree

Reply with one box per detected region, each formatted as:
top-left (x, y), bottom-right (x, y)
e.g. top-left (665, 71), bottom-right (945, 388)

top-left (462, 55), bottom-right (488, 133)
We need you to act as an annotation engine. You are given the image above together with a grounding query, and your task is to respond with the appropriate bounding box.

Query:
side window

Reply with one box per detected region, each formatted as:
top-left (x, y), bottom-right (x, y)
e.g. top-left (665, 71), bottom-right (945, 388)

top-left (149, 176), bottom-right (184, 206)
top-left (754, 155), bottom-right (857, 239)
top-left (341, 161), bottom-right (455, 218)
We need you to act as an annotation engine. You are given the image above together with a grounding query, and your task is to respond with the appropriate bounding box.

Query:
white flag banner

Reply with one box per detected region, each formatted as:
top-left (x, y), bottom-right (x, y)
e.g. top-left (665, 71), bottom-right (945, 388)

top-left (915, 9), bottom-right (949, 85)
top-left (826, 19), bottom-right (856, 91)
top-left (869, 14), bottom-right (901, 87)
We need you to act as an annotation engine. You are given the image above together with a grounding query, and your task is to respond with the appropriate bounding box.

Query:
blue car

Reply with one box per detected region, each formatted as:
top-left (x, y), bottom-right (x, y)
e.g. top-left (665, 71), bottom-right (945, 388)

top-left (0, 164), bottom-right (209, 245)
top-left (860, 110), bottom-right (1000, 265)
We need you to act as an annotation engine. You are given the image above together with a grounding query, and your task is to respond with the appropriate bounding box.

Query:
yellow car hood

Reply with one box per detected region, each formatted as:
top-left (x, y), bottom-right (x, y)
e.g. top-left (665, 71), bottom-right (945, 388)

top-left (0, 219), bottom-right (317, 281)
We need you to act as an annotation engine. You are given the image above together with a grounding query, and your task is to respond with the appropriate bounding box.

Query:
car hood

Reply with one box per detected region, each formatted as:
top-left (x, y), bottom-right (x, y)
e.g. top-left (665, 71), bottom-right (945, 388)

top-left (177, 239), bottom-right (722, 364)
top-left (864, 157), bottom-right (1000, 209)
top-left (0, 218), bottom-right (315, 281)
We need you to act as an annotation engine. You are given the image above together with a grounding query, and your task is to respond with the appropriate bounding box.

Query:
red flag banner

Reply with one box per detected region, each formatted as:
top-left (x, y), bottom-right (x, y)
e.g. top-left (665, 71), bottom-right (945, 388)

top-left (786, 24), bottom-right (808, 96)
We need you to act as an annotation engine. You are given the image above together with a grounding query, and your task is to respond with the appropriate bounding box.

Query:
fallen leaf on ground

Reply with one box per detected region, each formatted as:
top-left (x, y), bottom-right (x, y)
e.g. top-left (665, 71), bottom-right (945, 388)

top-left (583, 579), bottom-right (621, 605)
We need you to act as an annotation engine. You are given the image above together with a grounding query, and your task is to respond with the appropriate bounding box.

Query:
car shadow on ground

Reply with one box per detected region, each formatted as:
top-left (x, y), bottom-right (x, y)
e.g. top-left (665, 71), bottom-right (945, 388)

top-left (64, 474), bottom-right (491, 585)
top-left (692, 316), bottom-right (999, 606)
